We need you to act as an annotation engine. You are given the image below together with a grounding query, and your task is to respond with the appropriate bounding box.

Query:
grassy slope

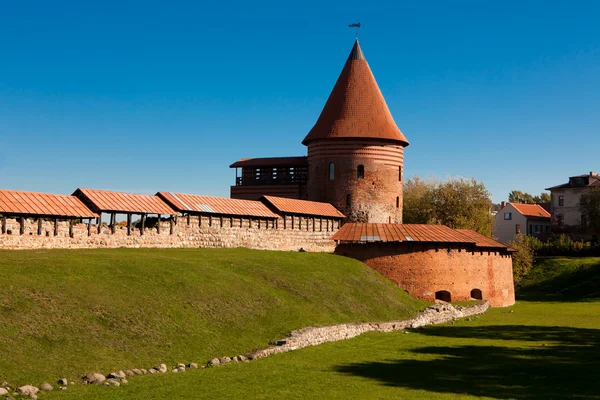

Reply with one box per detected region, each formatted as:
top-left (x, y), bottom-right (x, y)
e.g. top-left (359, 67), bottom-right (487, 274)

top-left (0, 248), bottom-right (424, 384)
top-left (518, 257), bottom-right (600, 300)
top-left (50, 257), bottom-right (600, 400)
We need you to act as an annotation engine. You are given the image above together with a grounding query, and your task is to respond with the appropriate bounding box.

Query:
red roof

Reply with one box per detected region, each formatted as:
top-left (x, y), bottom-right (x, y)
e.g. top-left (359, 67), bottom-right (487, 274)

top-left (261, 195), bottom-right (345, 218)
top-left (455, 229), bottom-right (509, 249)
top-left (229, 157), bottom-right (308, 168)
top-left (302, 40), bottom-right (409, 146)
top-left (332, 223), bottom-right (512, 250)
top-left (74, 188), bottom-right (176, 215)
top-left (0, 189), bottom-right (97, 218)
top-left (157, 192), bottom-right (278, 219)
top-left (511, 203), bottom-right (550, 219)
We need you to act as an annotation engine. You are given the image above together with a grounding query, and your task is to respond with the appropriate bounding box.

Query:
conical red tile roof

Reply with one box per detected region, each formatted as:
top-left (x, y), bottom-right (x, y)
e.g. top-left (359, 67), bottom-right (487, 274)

top-left (302, 40), bottom-right (409, 146)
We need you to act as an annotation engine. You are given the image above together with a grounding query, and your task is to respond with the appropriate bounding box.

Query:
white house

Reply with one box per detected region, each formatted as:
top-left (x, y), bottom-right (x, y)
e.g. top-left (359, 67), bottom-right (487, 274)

top-left (494, 202), bottom-right (551, 244)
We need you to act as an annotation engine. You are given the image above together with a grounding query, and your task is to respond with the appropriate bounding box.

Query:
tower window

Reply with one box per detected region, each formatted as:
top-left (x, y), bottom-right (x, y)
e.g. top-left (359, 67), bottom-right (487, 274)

top-left (346, 194), bottom-right (351, 207)
top-left (399, 166), bottom-right (403, 181)
top-left (329, 163), bottom-right (335, 181)
top-left (357, 165), bottom-right (364, 179)
top-left (396, 196), bottom-right (399, 208)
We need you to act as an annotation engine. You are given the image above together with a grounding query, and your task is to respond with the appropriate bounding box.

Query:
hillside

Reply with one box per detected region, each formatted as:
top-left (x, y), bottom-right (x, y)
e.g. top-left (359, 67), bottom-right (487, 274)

top-left (0, 248), bottom-right (425, 384)
top-left (518, 257), bottom-right (600, 300)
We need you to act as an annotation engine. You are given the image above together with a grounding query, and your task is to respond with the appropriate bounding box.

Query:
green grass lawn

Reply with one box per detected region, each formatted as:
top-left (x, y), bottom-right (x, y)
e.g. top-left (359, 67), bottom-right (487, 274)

top-left (2, 252), bottom-right (599, 399)
top-left (0, 248), bottom-right (424, 384)
top-left (47, 256), bottom-right (600, 400)
top-left (518, 257), bottom-right (600, 301)
top-left (50, 299), bottom-right (600, 400)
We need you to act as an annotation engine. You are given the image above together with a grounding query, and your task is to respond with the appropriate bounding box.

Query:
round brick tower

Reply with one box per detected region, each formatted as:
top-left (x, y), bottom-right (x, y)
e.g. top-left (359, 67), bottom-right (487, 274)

top-left (303, 40), bottom-right (409, 223)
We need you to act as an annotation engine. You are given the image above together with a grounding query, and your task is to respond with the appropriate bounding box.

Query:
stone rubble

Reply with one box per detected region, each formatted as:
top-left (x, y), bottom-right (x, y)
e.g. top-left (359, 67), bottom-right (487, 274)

top-left (250, 302), bottom-right (489, 359)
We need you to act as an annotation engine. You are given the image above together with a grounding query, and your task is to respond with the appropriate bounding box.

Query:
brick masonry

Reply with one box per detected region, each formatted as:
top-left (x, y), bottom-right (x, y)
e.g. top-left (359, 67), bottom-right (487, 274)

top-left (335, 242), bottom-right (515, 307)
top-left (0, 215), bottom-right (339, 252)
top-left (307, 140), bottom-right (404, 223)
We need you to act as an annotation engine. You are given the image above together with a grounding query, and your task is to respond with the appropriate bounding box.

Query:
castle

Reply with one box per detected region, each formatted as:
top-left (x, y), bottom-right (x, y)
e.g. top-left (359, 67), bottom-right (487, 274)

top-left (230, 40), bottom-right (407, 224)
top-left (0, 39), bottom-right (515, 307)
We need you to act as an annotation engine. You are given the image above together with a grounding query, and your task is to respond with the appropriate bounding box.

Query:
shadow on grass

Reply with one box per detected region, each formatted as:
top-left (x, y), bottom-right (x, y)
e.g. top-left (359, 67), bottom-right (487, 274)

top-left (335, 325), bottom-right (600, 399)
top-left (517, 261), bottom-right (600, 302)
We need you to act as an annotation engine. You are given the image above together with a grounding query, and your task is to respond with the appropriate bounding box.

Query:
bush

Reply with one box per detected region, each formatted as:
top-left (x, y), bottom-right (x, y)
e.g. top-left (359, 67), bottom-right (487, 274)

top-left (508, 234), bottom-right (536, 285)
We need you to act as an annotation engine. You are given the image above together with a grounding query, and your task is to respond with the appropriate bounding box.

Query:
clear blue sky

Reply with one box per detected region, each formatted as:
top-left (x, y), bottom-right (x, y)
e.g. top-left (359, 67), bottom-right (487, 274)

top-left (1, 0), bottom-right (599, 202)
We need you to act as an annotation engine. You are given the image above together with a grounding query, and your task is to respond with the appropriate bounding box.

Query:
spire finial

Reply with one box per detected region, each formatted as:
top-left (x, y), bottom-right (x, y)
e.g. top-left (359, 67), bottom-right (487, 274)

top-left (348, 22), bottom-right (361, 39)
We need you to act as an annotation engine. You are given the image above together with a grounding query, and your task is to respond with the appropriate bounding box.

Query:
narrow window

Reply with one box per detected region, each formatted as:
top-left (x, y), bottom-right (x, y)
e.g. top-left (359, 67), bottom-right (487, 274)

top-left (329, 163), bottom-right (335, 181)
top-left (515, 224), bottom-right (520, 234)
top-left (346, 194), bottom-right (351, 207)
top-left (535, 225), bottom-right (539, 233)
top-left (396, 196), bottom-right (400, 208)
top-left (399, 166), bottom-right (403, 182)
top-left (357, 165), bottom-right (364, 179)
top-left (529, 224), bottom-right (533, 234)
top-left (558, 195), bottom-right (564, 206)
top-left (557, 214), bottom-right (564, 227)
top-left (504, 212), bottom-right (512, 220)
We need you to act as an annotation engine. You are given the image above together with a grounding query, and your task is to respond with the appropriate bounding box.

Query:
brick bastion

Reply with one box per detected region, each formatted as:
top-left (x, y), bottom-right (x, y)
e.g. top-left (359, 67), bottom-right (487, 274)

top-left (335, 242), bottom-right (515, 307)
top-left (332, 223), bottom-right (516, 307)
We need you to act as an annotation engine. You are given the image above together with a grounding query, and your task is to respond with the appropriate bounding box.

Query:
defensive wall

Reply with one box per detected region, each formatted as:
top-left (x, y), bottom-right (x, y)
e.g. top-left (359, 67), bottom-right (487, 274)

top-left (0, 188), bottom-right (343, 251)
top-left (332, 224), bottom-right (516, 307)
top-left (0, 214), bottom-right (338, 251)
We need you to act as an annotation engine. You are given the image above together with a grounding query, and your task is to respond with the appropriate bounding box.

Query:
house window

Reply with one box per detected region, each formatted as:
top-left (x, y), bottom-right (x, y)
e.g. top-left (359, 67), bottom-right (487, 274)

top-left (558, 195), bottom-right (564, 206)
top-left (515, 224), bottom-right (520, 234)
top-left (399, 166), bottom-right (403, 182)
top-left (504, 212), bottom-right (512, 220)
top-left (529, 224), bottom-right (533, 234)
top-left (546, 225), bottom-right (550, 233)
top-left (535, 225), bottom-right (539, 233)
top-left (396, 196), bottom-right (400, 208)
top-left (556, 214), bottom-right (564, 227)
top-left (329, 163), bottom-right (335, 181)
top-left (357, 165), bottom-right (365, 179)
top-left (346, 194), bottom-right (351, 207)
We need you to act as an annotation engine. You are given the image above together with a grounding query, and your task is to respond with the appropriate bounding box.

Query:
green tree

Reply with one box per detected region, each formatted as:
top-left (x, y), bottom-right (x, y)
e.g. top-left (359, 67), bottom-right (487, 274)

top-left (578, 188), bottom-right (600, 236)
top-left (403, 176), bottom-right (494, 236)
top-left (508, 234), bottom-right (536, 285)
top-left (508, 190), bottom-right (550, 204)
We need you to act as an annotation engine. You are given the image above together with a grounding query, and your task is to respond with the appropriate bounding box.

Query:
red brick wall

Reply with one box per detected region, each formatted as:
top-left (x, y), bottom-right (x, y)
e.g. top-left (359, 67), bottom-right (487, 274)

top-left (307, 140), bottom-right (404, 223)
top-left (335, 242), bottom-right (515, 307)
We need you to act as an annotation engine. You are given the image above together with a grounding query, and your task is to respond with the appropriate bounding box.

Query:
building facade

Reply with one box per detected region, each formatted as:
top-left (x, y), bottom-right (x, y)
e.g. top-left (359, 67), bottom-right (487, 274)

top-left (231, 40), bottom-right (409, 223)
top-left (546, 172), bottom-right (600, 232)
top-left (494, 202), bottom-right (551, 244)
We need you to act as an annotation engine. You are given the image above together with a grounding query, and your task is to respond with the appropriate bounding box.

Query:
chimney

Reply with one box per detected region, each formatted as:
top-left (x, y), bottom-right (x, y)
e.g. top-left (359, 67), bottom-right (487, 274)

top-left (590, 171), bottom-right (596, 176)
top-left (501, 201), bottom-right (506, 208)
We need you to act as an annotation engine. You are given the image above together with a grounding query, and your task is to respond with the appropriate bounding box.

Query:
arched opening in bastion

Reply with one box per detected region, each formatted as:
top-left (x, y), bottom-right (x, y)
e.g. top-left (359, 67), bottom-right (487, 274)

top-left (435, 290), bottom-right (451, 302)
top-left (470, 288), bottom-right (483, 300)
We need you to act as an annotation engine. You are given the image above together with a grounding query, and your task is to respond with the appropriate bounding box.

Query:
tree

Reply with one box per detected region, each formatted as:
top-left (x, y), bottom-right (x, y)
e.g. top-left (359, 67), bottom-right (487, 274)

top-left (578, 188), bottom-right (600, 237)
top-left (508, 234), bottom-right (536, 285)
top-left (403, 176), bottom-right (494, 236)
top-left (508, 190), bottom-right (550, 204)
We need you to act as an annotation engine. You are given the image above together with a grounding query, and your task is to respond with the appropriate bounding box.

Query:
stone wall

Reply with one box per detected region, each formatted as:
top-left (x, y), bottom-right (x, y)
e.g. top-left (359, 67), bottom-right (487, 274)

top-left (335, 242), bottom-right (515, 307)
top-left (0, 215), bottom-right (339, 252)
top-left (251, 301), bottom-right (489, 359)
